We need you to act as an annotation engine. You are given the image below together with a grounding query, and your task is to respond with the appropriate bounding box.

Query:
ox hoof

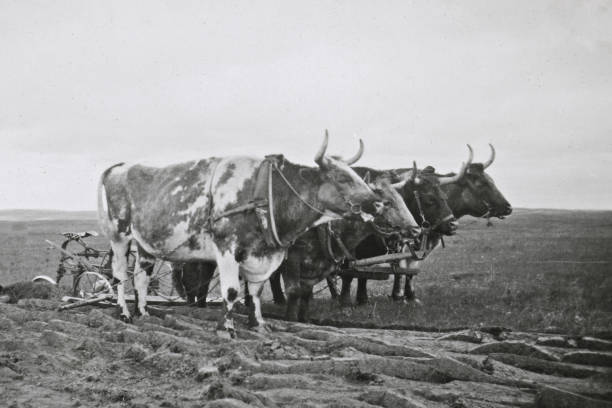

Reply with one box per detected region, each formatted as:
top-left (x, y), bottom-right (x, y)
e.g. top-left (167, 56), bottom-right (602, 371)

top-left (133, 308), bottom-right (149, 318)
top-left (250, 324), bottom-right (271, 334)
top-left (406, 298), bottom-right (423, 307)
top-left (119, 314), bottom-right (133, 323)
top-left (217, 318), bottom-right (236, 340)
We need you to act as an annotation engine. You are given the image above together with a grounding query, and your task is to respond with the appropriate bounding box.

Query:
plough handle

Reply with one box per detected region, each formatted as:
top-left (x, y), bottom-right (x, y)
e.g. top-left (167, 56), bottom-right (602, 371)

top-left (46, 239), bottom-right (95, 270)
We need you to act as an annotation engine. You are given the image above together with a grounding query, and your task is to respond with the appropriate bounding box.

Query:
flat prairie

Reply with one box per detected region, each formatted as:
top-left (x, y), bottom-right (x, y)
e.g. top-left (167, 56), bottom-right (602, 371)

top-left (1, 208), bottom-right (611, 334)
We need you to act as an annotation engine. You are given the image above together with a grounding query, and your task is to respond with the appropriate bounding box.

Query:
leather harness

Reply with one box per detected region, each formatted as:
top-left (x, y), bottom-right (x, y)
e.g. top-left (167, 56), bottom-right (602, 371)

top-left (205, 155), bottom-right (327, 249)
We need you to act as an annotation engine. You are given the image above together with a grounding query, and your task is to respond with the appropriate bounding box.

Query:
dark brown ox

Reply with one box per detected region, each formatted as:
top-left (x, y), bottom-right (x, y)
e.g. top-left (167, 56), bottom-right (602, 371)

top-left (339, 158), bottom-right (470, 305)
top-left (267, 148), bottom-right (473, 306)
top-left (98, 132), bottom-right (405, 337)
top-left (390, 144), bottom-right (513, 303)
top-left (272, 169), bottom-right (419, 322)
top-left (171, 261), bottom-right (216, 307)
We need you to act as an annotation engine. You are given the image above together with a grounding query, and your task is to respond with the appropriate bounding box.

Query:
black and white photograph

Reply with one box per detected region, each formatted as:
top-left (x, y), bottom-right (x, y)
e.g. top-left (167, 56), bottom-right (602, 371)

top-left (1, 1), bottom-right (611, 406)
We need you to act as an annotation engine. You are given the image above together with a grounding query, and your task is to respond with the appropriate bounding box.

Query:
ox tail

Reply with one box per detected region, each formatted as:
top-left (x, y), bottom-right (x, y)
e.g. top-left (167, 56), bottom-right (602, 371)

top-left (97, 163), bottom-right (125, 238)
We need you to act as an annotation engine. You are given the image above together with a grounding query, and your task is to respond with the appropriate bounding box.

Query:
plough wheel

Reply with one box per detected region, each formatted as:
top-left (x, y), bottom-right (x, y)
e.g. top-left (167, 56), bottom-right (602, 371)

top-left (149, 260), bottom-right (180, 301)
top-left (73, 271), bottom-right (114, 299)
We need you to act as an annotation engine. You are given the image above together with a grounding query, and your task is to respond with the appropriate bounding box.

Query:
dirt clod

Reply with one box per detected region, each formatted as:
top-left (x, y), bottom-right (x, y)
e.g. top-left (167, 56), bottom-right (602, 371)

top-left (197, 364), bottom-right (219, 381)
top-left (1, 288), bottom-right (610, 407)
top-left (124, 343), bottom-right (150, 361)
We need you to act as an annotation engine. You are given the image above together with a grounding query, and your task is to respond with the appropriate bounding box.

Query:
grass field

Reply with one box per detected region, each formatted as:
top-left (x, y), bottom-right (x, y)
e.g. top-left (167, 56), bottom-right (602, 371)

top-left (1, 208), bottom-right (611, 335)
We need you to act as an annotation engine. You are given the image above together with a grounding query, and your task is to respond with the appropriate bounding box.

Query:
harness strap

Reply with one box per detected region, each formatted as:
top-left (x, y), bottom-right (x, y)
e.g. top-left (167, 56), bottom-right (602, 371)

top-left (167, 156), bottom-right (331, 252)
top-left (413, 190), bottom-right (429, 229)
top-left (328, 223), bottom-right (355, 261)
top-left (212, 200), bottom-right (268, 222)
top-left (318, 225), bottom-right (342, 264)
top-left (267, 161), bottom-right (285, 247)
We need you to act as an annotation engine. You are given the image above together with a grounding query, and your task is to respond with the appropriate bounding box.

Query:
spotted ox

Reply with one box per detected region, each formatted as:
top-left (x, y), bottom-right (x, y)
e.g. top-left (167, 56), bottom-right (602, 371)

top-left (272, 170), bottom-right (419, 322)
top-left (98, 132), bottom-right (396, 337)
top-left (268, 148), bottom-right (473, 306)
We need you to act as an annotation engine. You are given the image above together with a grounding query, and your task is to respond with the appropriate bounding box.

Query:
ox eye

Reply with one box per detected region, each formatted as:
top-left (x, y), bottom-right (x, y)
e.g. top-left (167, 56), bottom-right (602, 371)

top-left (424, 196), bottom-right (436, 205)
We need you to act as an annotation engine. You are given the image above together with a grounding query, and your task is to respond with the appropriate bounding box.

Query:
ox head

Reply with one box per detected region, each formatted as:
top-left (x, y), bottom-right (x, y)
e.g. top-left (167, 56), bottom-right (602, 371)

top-left (363, 174), bottom-right (421, 238)
top-left (440, 144), bottom-right (512, 219)
top-left (312, 130), bottom-right (384, 221)
top-left (393, 159), bottom-right (459, 236)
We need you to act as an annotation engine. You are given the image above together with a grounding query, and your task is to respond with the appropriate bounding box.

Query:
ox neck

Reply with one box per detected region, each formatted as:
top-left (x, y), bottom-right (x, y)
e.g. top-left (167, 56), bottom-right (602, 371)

top-left (440, 183), bottom-right (470, 219)
top-left (268, 161), bottom-right (333, 246)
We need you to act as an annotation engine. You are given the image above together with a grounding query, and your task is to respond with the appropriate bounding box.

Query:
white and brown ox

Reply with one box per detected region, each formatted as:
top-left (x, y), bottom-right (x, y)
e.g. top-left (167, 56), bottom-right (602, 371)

top-left (97, 132), bottom-right (417, 337)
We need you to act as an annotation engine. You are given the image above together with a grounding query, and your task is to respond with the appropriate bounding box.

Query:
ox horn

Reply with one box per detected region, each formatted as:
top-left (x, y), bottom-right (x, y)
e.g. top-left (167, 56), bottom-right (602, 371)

top-left (391, 161), bottom-right (418, 189)
top-left (314, 129), bottom-right (330, 165)
top-left (411, 160), bottom-right (418, 182)
top-left (344, 138), bottom-right (365, 165)
top-left (438, 144), bottom-right (474, 185)
top-left (483, 143), bottom-right (496, 169)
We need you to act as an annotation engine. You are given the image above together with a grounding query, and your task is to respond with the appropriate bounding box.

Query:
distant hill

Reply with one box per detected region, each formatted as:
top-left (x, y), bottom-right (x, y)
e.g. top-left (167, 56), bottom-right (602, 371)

top-left (0, 209), bottom-right (97, 222)
top-left (0, 207), bottom-right (607, 222)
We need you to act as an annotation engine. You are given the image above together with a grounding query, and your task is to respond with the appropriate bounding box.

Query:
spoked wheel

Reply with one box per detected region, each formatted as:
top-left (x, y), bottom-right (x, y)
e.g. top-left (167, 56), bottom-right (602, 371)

top-left (73, 271), bottom-right (114, 299)
top-left (99, 250), bottom-right (136, 277)
top-left (149, 260), bottom-right (181, 301)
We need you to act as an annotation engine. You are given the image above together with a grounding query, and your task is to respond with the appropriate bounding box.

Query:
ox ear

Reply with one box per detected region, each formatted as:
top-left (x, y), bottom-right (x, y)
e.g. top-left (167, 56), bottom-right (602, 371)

top-left (363, 171), bottom-right (371, 184)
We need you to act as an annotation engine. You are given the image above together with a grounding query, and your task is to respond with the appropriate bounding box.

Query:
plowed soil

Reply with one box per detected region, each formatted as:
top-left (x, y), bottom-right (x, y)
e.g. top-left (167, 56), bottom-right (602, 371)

top-left (2, 294), bottom-right (611, 408)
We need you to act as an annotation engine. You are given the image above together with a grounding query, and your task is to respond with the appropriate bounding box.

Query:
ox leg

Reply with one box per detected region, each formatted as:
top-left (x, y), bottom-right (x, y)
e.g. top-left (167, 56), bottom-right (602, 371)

top-left (391, 275), bottom-right (404, 301)
top-left (195, 262), bottom-right (216, 308)
top-left (280, 259), bottom-right (301, 321)
top-left (269, 270), bottom-right (286, 305)
top-left (404, 275), bottom-right (421, 305)
top-left (297, 285), bottom-right (313, 323)
top-left (339, 276), bottom-right (353, 306)
top-left (133, 246), bottom-right (154, 317)
top-left (356, 278), bottom-right (369, 305)
top-left (110, 237), bottom-right (132, 322)
top-left (246, 280), bottom-right (268, 332)
top-left (244, 280), bottom-right (253, 309)
top-left (182, 263), bottom-right (200, 306)
top-left (285, 290), bottom-right (300, 322)
top-left (216, 253), bottom-right (241, 339)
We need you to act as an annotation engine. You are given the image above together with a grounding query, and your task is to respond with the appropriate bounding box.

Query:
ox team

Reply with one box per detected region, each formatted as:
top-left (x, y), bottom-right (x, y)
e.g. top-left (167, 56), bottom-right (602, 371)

top-left (98, 131), bottom-right (510, 337)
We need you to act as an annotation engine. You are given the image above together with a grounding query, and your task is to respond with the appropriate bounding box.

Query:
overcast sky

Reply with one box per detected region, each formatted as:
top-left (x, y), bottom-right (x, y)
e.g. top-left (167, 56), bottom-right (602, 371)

top-left (1, 0), bottom-right (611, 211)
